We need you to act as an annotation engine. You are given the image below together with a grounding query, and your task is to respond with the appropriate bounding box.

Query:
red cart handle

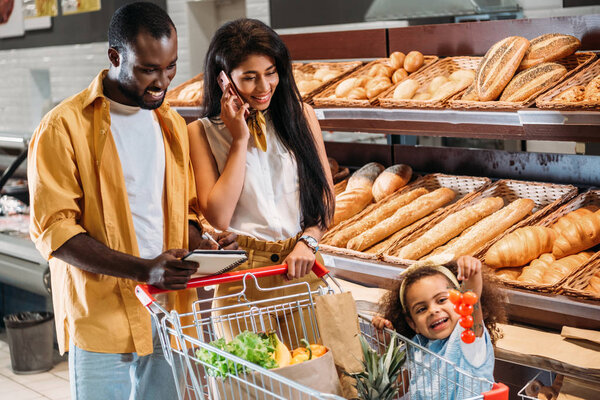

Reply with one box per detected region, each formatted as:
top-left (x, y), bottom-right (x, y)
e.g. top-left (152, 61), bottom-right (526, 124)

top-left (135, 261), bottom-right (329, 307)
top-left (483, 382), bottom-right (509, 400)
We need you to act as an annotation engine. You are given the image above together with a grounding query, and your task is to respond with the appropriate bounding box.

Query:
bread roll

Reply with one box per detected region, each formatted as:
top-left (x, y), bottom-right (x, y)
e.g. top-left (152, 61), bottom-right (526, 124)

top-left (426, 198), bottom-right (535, 261)
top-left (461, 84), bottom-right (479, 101)
top-left (313, 68), bottom-right (332, 81)
top-left (347, 87), bottom-right (368, 100)
top-left (347, 188), bottom-right (456, 252)
top-left (552, 209), bottom-right (600, 258)
top-left (346, 162), bottom-right (385, 191)
top-left (584, 75), bottom-right (600, 103)
top-left (389, 52), bottom-right (406, 69)
top-left (365, 77), bottom-right (392, 99)
top-left (393, 79), bottom-right (419, 100)
top-left (449, 69), bottom-right (476, 86)
top-left (518, 253), bottom-right (555, 283)
top-left (368, 63), bottom-right (394, 78)
top-left (485, 226), bottom-right (557, 268)
top-left (543, 252), bottom-right (592, 284)
top-left (494, 267), bottom-right (522, 281)
top-left (335, 78), bottom-right (357, 98)
top-left (404, 51), bottom-right (424, 73)
top-left (554, 85), bottom-right (586, 102)
top-left (329, 187), bottom-right (428, 248)
top-left (353, 75), bottom-right (371, 88)
top-left (333, 187), bottom-right (373, 226)
top-left (372, 164), bottom-right (413, 202)
top-left (413, 92), bottom-right (432, 100)
top-left (430, 81), bottom-right (465, 101)
top-left (392, 68), bottom-right (408, 84)
top-left (397, 197), bottom-right (504, 260)
top-left (519, 34), bottom-right (581, 70)
top-left (476, 36), bottom-right (530, 101)
top-left (428, 76), bottom-right (450, 94)
top-left (500, 62), bottom-right (567, 102)
top-left (552, 206), bottom-right (599, 236)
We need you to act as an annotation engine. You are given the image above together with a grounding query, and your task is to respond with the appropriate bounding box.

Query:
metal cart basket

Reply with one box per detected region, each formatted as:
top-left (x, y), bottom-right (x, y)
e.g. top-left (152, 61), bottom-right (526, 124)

top-left (135, 262), bottom-right (508, 400)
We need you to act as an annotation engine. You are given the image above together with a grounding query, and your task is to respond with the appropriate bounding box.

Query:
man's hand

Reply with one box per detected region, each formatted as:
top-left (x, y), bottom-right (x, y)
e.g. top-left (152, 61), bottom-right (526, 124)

top-left (145, 249), bottom-right (199, 290)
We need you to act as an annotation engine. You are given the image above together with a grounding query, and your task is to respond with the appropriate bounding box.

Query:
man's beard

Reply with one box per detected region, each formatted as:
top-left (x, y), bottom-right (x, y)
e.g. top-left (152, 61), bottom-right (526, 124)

top-left (117, 70), bottom-right (166, 110)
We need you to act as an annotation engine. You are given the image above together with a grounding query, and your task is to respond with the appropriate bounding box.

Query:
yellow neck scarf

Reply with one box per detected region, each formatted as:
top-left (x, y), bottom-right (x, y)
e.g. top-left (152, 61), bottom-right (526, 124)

top-left (247, 110), bottom-right (267, 152)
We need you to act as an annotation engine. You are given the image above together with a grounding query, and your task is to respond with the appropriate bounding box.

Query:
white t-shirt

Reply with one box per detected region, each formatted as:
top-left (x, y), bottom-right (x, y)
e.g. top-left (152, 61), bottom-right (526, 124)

top-left (108, 99), bottom-right (165, 259)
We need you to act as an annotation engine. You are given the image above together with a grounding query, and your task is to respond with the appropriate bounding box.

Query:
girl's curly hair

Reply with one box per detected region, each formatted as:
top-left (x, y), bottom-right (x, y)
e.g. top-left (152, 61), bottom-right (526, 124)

top-left (379, 262), bottom-right (507, 344)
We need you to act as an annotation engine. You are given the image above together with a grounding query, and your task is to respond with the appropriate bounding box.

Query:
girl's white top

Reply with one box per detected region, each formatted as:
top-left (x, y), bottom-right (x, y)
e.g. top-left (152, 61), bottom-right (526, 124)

top-left (199, 114), bottom-right (302, 241)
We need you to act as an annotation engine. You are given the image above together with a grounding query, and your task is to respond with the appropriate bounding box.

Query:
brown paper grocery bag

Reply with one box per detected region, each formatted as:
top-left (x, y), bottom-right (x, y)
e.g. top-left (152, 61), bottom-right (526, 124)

top-left (315, 292), bottom-right (364, 399)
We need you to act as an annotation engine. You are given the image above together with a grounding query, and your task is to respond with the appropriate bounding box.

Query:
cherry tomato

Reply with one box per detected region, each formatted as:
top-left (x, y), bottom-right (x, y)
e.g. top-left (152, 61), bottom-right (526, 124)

top-left (457, 303), bottom-right (474, 316)
top-left (448, 289), bottom-right (462, 305)
top-left (459, 315), bottom-right (474, 329)
top-left (461, 329), bottom-right (476, 344)
top-left (462, 291), bottom-right (478, 306)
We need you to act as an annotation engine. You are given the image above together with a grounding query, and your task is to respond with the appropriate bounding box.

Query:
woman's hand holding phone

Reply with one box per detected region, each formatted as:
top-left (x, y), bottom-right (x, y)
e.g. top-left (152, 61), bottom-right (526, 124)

top-left (218, 71), bottom-right (250, 142)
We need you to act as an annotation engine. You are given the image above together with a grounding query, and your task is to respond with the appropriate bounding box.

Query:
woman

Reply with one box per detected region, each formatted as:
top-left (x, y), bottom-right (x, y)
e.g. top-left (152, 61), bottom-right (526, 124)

top-left (188, 18), bottom-right (334, 346)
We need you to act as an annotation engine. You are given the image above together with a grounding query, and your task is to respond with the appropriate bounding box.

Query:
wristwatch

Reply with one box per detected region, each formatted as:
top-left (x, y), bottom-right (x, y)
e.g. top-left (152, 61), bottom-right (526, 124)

top-left (298, 235), bottom-right (319, 254)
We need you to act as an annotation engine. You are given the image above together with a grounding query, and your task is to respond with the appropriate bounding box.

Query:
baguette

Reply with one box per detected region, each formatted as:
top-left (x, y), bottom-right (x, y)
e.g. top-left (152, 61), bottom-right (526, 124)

top-left (396, 197), bottom-right (504, 260)
top-left (333, 187), bottom-right (373, 226)
top-left (519, 34), bottom-right (580, 70)
top-left (500, 62), bottom-right (567, 102)
top-left (476, 36), bottom-right (530, 101)
top-left (485, 226), bottom-right (557, 268)
top-left (425, 198), bottom-right (535, 261)
top-left (346, 162), bottom-right (385, 191)
top-left (372, 164), bottom-right (413, 202)
top-left (329, 187), bottom-right (428, 248)
top-left (461, 84), bottom-right (479, 101)
top-left (347, 188), bottom-right (456, 252)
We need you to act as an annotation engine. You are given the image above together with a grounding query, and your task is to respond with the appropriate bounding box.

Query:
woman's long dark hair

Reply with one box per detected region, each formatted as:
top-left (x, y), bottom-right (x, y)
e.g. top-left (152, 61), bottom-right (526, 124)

top-left (202, 18), bottom-right (333, 230)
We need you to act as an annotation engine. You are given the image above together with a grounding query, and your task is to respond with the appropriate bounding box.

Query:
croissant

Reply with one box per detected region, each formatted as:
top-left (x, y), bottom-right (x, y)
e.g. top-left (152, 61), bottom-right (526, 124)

top-left (485, 226), bottom-right (556, 268)
top-left (552, 206), bottom-right (599, 236)
top-left (494, 267), bottom-right (522, 281)
top-left (552, 210), bottom-right (600, 258)
top-left (518, 253), bottom-right (555, 283)
top-left (543, 252), bottom-right (593, 284)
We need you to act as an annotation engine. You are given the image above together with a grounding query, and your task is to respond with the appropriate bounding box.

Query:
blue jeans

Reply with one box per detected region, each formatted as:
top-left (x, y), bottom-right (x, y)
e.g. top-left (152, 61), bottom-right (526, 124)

top-left (69, 319), bottom-right (181, 400)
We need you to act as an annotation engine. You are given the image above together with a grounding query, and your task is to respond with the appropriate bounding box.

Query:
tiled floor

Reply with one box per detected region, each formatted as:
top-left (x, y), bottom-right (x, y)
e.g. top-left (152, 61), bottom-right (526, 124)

top-left (0, 339), bottom-right (70, 399)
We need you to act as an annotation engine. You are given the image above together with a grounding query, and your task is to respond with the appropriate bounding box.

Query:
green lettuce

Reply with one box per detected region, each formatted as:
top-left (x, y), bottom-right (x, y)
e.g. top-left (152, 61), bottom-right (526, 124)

top-left (195, 331), bottom-right (278, 377)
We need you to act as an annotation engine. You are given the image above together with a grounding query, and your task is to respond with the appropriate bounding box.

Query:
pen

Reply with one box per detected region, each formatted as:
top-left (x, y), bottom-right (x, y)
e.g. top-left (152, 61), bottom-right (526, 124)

top-left (202, 232), bottom-right (221, 249)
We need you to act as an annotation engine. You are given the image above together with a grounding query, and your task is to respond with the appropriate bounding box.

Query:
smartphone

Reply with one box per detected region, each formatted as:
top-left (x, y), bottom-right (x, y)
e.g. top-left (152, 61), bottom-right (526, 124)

top-left (217, 71), bottom-right (249, 118)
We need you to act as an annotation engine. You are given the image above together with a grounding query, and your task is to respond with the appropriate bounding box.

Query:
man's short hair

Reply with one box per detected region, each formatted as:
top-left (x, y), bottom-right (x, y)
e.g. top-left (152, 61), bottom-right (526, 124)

top-left (108, 2), bottom-right (175, 53)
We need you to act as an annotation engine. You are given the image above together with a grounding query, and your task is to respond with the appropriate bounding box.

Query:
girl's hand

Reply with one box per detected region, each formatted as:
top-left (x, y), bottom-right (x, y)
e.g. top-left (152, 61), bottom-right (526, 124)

top-left (372, 316), bottom-right (393, 331)
top-left (456, 255), bottom-right (483, 298)
top-left (220, 84), bottom-right (250, 142)
top-left (283, 242), bottom-right (316, 280)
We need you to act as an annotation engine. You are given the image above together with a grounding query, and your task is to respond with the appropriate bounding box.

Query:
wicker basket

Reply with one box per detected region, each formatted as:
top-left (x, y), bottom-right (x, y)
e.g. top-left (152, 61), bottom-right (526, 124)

top-left (312, 56), bottom-right (438, 108)
top-left (562, 257), bottom-right (600, 301)
top-left (536, 58), bottom-right (600, 111)
top-left (448, 52), bottom-right (596, 111)
top-left (166, 73), bottom-right (204, 107)
top-left (383, 179), bottom-right (576, 266)
top-left (321, 173), bottom-right (490, 262)
top-left (378, 56), bottom-right (482, 110)
top-left (294, 61), bottom-right (363, 103)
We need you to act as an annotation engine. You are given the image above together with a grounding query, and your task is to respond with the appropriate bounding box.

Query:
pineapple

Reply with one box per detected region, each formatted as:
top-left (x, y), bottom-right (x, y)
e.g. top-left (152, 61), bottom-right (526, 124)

top-left (348, 335), bottom-right (406, 400)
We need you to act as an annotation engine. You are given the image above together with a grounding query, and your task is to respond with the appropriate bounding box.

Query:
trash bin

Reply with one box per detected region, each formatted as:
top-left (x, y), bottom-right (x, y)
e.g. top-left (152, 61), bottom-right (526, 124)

top-left (3, 311), bottom-right (54, 374)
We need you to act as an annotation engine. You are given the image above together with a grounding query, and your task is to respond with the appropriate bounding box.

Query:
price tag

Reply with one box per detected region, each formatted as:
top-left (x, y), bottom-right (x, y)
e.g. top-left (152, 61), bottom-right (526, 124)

top-left (314, 109), bottom-right (325, 120)
top-left (321, 254), bottom-right (336, 268)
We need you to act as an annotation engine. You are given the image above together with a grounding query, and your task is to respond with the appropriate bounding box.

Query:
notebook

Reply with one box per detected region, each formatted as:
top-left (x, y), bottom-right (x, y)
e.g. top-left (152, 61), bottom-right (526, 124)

top-left (183, 249), bottom-right (248, 278)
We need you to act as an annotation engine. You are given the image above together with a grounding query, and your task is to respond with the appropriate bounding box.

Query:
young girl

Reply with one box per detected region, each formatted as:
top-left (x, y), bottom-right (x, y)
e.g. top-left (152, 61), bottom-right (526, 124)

top-left (373, 256), bottom-right (506, 399)
top-left (188, 18), bottom-right (334, 344)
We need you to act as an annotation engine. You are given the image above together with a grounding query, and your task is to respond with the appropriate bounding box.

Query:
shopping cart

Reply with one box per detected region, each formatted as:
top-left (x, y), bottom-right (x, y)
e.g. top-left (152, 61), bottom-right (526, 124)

top-left (135, 262), bottom-right (509, 400)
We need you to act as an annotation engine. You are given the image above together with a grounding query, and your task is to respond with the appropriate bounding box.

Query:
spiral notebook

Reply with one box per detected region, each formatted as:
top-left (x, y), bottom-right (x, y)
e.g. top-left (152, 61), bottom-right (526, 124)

top-left (183, 249), bottom-right (248, 278)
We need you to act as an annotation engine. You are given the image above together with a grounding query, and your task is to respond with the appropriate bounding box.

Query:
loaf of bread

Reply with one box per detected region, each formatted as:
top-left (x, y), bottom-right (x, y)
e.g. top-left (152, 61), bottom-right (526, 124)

top-left (366, 77), bottom-right (393, 99)
top-left (392, 69), bottom-right (408, 84)
top-left (425, 198), bottom-right (535, 261)
top-left (372, 164), bottom-right (413, 202)
top-left (554, 85), bottom-right (586, 102)
top-left (428, 76), bottom-right (450, 94)
top-left (390, 52), bottom-right (406, 70)
top-left (461, 84), bottom-right (479, 101)
top-left (584, 75), bottom-right (600, 103)
top-left (404, 51), bottom-right (424, 73)
top-left (476, 36), bottom-right (530, 101)
top-left (396, 197), bottom-right (504, 260)
top-left (329, 187), bottom-right (428, 248)
top-left (347, 188), bottom-right (456, 252)
top-left (494, 267), bottom-right (522, 281)
top-left (552, 206), bottom-right (599, 236)
top-left (413, 92), bottom-right (432, 100)
top-left (552, 209), bottom-right (600, 258)
top-left (517, 253), bottom-right (555, 283)
top-left (519, 34), bottom-right (580, 70)
top-left (585, 273), bottom-right (600, 295)
top-left (346, 162), bottom-right (384, 191)
top-left (176, 81), bottom-right (203, 101)
top-left (485, 226), bottom-right (557, 268)
top-left (393, 79), bottom-right (419, 100)
top-left (543, 252), bottom-right (593, 284)
top-left (335, 78), bottom-right (357, 98)
top-left (333, 187), bottom-right (374, 227)
top-left (500, 62), bottom-right (567, 102)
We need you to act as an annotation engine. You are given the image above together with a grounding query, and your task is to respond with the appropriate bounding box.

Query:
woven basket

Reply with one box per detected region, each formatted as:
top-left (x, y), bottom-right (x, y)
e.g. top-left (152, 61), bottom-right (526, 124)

top-left (383, 179), bottom-right (576, 266)
top-left (312, 56), bottom-right (438, 108)
top-left (448, 52), bottom-right (596, 111)
top-left (166, 73), bottom-right (204, 107)
top-left (378, 56), bottom-right (482, 109)
top-left (321, 173), bottom-right (490, 262)
top-left (562, 257), bottom-right (600, 301)
top-left (294, 61), bottom-right (363, 103)
top-left (536, 58), bottom-right (600, 111)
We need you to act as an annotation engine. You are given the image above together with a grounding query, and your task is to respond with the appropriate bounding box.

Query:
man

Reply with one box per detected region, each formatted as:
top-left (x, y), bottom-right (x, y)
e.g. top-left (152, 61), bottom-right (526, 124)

top-left (28, 2), bottom-right (235, 399)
